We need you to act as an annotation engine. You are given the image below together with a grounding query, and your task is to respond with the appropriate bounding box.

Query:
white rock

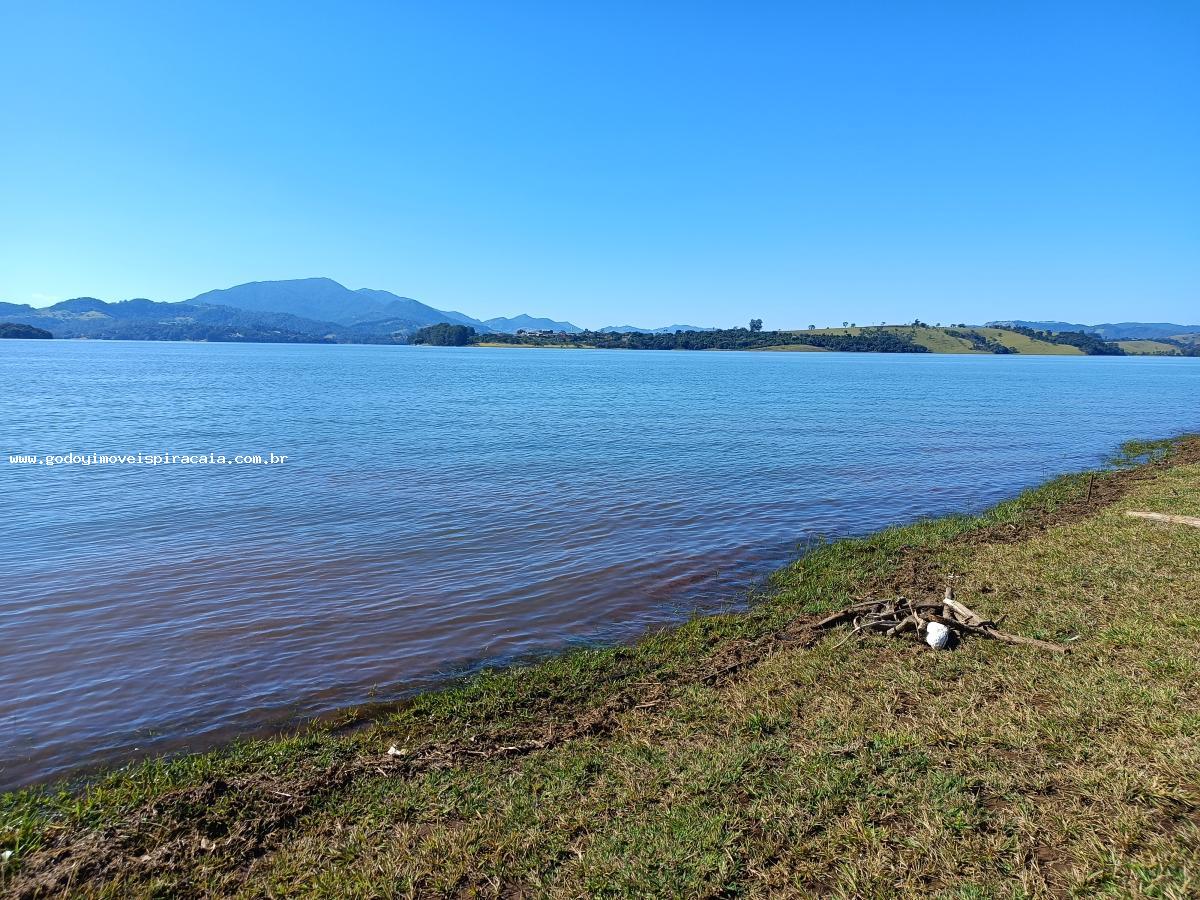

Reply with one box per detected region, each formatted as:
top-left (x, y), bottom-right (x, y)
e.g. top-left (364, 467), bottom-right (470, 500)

top-left (387, 744), bottom-right (405, 757)
top-left (925, 622), bottom-right (952, 650)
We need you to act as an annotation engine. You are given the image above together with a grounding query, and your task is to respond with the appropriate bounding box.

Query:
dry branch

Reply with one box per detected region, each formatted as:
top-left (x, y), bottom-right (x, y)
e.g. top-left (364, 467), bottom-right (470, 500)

top-left (1125, 510), bottom-right (1200, 529)
top-left (814, 582), bottom-right (1071, 654)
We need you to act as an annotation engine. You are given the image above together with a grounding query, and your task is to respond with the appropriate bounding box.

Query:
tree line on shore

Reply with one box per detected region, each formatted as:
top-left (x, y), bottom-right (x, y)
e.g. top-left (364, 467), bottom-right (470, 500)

top-left (409, 319), bottom-right (1200, 356)
top-left (412, 323), bottom-right (930, 352)
top-left (1003, 325), bottom-right (1125, 355)
top-left (11, 315), bottom-right (1192, 356)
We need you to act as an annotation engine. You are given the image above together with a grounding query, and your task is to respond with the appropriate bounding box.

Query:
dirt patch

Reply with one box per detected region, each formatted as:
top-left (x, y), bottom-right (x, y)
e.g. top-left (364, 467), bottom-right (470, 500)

top-left (6, 679), bottom-right (682, 899)
top-left (1031, 843), bottom-right (1075, 896)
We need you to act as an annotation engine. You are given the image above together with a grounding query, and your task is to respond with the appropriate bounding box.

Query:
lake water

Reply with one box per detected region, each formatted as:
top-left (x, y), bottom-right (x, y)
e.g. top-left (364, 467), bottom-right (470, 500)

top-left (2, 341), bottom-right (1199, 789)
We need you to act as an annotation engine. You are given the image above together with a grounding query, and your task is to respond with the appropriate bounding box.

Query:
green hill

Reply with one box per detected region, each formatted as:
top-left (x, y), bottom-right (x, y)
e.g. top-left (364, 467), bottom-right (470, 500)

top-left (0, 322), bottom-right (53, 339)
top-left (972, 327), bottom-right (1083, 355)
top-left (1116, 340), bottom-right (1181, 356)
top-left (797, 325), bottom-right (1082, 355)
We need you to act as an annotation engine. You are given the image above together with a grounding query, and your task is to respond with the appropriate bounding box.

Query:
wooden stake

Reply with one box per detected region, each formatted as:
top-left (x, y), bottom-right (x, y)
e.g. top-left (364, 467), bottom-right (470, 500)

top-left (930, 615), bottom-right (1071, 654)
top-left (1125, 511), bottom-right (1200, 529)
top-left (942, 587), bottom-right (989, 628)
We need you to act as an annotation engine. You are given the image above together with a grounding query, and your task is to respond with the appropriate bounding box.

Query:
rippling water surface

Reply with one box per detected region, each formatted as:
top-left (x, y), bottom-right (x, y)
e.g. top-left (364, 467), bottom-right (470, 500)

top-left (2, 341), bottom-right (1198, 788)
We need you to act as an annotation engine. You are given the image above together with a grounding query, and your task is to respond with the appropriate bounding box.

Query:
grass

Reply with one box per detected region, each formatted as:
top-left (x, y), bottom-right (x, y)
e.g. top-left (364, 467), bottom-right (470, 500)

top-left (481, 327), bottom-right (1184, 356)
top-left (797, 325), bottom-right (1086, 355)
top-left (905, 326), bottom-right (990, 354)
top-left (1117, 340), bottom-right (1182, 356)
top-left (798, 325), bottom-right (981, 354)
top-left (970, 327), bottom-right (1083, 355)
top-left (4, 438), bottom-right (1200, 897)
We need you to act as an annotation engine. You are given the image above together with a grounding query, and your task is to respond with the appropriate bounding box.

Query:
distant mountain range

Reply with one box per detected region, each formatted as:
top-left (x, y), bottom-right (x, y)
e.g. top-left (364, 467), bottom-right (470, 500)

top-left (0, 294), bottom-right (355, 343)
top-left (987, 320), bottom-right (1200, 341)
top-left (6, 281), bottom-right (1195, 346)
top-left (185, 278), bottom-right (493, 332)
top-left (483, 314), bottom-right (583, 334)
top-left (0, 278), bottom-right (591, 343)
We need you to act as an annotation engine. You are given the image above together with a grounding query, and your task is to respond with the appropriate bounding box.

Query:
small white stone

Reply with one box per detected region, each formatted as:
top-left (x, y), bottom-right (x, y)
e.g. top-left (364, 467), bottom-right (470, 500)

top-left (386, 744), bottom-right (405, 756)
top-left (925, 622), bottom-right (952, 650)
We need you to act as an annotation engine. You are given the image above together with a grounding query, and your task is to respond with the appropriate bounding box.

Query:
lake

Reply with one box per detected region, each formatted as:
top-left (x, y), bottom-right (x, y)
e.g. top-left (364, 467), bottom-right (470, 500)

top-left (2, 341), bottom-right (1198, 789)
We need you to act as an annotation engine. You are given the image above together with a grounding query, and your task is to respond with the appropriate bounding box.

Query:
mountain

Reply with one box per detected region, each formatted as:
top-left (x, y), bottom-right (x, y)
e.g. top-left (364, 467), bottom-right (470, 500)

top-left (3, 277), bottom-right (509, 344)
top-left (184, 278), bottom-right (492, 332)
top-left (186, 278), bottom-right (365, 322)
top-left (5, 278), bottom-right (736, 344)
top-left (345, 288), bottom-right (491, 330)
top-left (988, 320), bottom-right (1200, 341)
top-left (483, 314), bottom-right (582, 334)
top-left (3, 278), bottom-right (581, 343)
top-left (599, 324), bottom-right (718, 334)
top-left (0, 297), bottom-right (357, 343)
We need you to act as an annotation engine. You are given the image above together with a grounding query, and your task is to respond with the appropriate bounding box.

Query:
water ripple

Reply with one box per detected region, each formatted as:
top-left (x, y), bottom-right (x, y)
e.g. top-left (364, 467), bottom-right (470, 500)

top-left (1, 342), bottom-right (1198, 788)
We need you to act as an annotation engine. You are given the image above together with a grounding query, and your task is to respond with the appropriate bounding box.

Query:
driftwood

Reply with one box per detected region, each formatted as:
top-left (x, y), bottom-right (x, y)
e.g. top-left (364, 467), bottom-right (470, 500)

top-left (1125, 510), bottom-right (1200, 529)
top-left (816, 583), bottom-right (1071, 654)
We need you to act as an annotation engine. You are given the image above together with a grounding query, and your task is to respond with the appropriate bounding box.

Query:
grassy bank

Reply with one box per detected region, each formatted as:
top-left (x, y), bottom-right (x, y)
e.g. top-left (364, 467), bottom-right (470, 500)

top-left (797, 326), bottom-right (1085, 355)
top-left (4, 438), bottom-right (1200, 897)
top-left (1116, 340), bottom-right (1187, 356)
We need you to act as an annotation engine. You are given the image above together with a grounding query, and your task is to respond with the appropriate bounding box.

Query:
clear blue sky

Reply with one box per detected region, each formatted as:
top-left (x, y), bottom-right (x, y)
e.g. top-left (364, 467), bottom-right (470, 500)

top-left (2, 1), bottom-right (1196, 329)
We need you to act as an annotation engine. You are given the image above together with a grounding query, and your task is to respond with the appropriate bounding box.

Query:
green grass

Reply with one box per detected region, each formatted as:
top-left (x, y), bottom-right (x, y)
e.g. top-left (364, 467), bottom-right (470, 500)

top-left (798, 325), bottom-right (982, 353)
top-left (482, 326), bottom-right (1129, 356)
top-left (903, 326), bottom-right (988, 354)
top-left (1117, 340), bottom-right (1182, 356)
top-left (4, 438), bottom-right (1200, 897)
top-left (971, 327), bottom-right (1084, 355)
top-left (797, 325), bottom-right (1085, 355)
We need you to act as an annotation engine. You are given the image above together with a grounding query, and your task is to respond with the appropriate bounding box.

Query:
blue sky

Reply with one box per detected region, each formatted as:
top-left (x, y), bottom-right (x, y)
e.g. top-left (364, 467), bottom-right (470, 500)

top-left (1, 1), bottom-right (1196, 329)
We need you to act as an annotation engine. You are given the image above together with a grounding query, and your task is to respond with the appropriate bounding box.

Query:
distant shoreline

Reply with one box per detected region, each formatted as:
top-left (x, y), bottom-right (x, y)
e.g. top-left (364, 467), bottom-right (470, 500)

top-left (415, 322), bottom-right (1200, 356)
top-left (8, 333), bottom-right (1200, 357)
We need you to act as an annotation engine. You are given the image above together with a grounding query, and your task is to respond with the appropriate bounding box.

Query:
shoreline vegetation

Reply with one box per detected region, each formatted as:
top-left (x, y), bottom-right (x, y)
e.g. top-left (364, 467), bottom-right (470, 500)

top-left (413, 321), bottom-right (1200, 356)
top-left (9, 307), bottom-right (1199, 357)
top-left (4, 437), bottom-right (1200, 896)
top-left (4, 280), bottom-right (1200, 353)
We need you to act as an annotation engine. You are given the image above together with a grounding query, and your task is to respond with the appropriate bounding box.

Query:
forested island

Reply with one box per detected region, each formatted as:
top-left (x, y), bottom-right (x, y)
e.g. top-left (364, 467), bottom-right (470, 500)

top-left (0, 322), bottom-right (53, 339)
